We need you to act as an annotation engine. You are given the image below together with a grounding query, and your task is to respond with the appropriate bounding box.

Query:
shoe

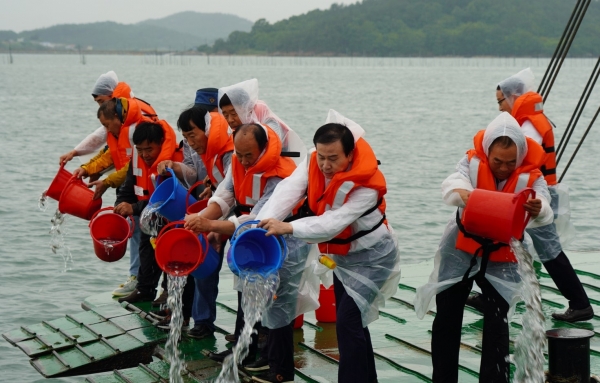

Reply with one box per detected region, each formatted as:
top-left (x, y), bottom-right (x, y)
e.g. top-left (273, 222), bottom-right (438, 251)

top-left (465, 292), bottom-right (486, 314)
top-left (148, 308), bottom-right (170, 320)
top-left (252, 371), bottom-right (293, 383)
top-left (552, 306), bottom-right (594, 322)
top-left (152, 290), bottom-right (168, 307)
top-left (225, 333), bottom-right (238, 343)
top-left (117, 289), bottom-right (154, 304)
top-left (243, 356), bottom-right (269, 372)
top-left (208, 349), bottom-right (233, 362)
top-left (156, 315), bottom-right (190, 330)
top-left (188, 324), bottom-right (214, 339)
top-left (112, 276), bottom-right (137, 297)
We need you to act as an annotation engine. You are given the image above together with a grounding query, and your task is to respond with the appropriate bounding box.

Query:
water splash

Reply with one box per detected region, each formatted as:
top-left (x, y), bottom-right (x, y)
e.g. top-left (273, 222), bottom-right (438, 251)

top-left (511, 238), bottom-right (546, 383)
top-left (49, 209), bottom-right (73, 271)
top-left (38, 191), bottom-right (48, 212)
top-left (216, 272), bottom-right (279, 383)
top-left (99, 239), bottom-right (120, 255)
top-left (165, 274), bottom-right (187, 383)
top-left (140, 202), bottom-right (164, 236)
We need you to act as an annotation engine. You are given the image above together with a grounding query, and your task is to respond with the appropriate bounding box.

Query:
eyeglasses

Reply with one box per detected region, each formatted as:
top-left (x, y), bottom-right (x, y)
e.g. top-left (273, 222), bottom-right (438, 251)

top-left (497, 98), bottom-right (506, 105)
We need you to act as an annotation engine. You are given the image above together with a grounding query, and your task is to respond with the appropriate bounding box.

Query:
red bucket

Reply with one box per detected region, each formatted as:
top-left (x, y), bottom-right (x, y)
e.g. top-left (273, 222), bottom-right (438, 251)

top-left (462, 188), bottom-right (536, 244)
top-left (46, 164), bottom-right (73, 201)
top-left (315, 285), bottom-right (336, 323)
top-left (186, 180), bottom-right (208, 215)
top-left (293, 314), bottom-right (304, 329)
top-left (58, 177), bottom-right (102, 220)
top-left (155, 221), bottom-right (208, 276)
top-left (89, 207), bottom-right (134, 262)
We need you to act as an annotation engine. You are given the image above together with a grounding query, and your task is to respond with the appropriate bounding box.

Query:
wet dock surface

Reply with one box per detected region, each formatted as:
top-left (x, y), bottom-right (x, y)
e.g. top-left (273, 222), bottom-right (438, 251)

top-left (4, 250), bottom-right (599, 382)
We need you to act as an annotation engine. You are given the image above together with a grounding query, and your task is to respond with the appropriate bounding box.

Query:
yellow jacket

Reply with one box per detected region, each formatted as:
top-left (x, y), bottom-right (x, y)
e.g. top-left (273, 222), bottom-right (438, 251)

top-left (81, 148), bottom-right (128, 188)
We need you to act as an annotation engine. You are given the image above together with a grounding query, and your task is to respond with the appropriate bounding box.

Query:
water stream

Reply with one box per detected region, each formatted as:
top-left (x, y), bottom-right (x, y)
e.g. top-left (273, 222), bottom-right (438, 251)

top-left (216, 272), bottom-right (279, 383)
top-left (48, 209), bottom-right (73, 271)
top-left (140, 201), bottom-right (164, 236)
top-left (511, 238), bottom-right (546, 383)
top-left (165, 274), bottom-right (187, 383)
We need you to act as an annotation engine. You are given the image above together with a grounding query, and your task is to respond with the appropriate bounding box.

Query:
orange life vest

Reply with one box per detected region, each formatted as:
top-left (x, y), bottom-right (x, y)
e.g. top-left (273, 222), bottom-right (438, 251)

top-left (512, 92), bottom-right (557, 186)
top-left (200, 112), bottom-right (234, 186)
top-left (112, 82), bottom-right (158, 119)
top-left (133, 119), bottom-right (179, 200)
top-left (306, 138), bottom-right (387, 256)
top-left (455, 130), bottom-right (545, 262)
top-left (232, 126), bottom-right (296, 214)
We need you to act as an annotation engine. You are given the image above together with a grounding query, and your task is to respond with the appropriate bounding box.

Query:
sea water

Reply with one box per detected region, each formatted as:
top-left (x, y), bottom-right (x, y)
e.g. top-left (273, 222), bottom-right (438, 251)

top-left (165, 274), bottom-right (188, 383)
top-left (511, 238), bottom-right (547, 383)
top-left (216, 272), bottom-right (280, 383)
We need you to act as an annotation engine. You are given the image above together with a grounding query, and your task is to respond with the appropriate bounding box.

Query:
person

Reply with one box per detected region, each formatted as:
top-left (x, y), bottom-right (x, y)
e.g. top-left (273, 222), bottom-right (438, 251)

top-left (184, 123), bottom-right (300, 375)
top-left (414, 112), bottom-right (554, 382)
top-left (157, 104), bottom-right (233, 339)
top-left (113, 121), bottom-right (180, 309)
top-left (492, 68), bottom-right (593, 322)
top-left (258, 110), bottom-right (400, 383)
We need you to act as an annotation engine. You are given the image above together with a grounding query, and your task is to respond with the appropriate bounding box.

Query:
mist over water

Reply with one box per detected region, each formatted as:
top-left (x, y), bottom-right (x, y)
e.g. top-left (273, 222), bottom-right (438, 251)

top-left (1, 54), bottom-right (599, 382)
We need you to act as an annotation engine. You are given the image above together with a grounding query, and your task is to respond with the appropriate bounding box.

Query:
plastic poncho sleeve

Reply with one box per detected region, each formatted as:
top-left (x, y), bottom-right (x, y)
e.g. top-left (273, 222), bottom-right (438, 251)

top-left (441, 155), bottom-right (473, 208)
top-left (521, 120), bottom-right (543, 145)
top-left (73, 126), bottom-right (107, 155)
top-left (207, 164), bottom-right (235, 218)
top-left (81, 149), bottom-right (114, 175)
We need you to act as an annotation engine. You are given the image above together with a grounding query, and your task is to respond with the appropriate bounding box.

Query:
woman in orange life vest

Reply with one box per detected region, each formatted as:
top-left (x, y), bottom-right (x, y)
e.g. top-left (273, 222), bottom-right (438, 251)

top-left (414, 112), bottom-right (553, 383)
top-left (59, 71), bottom-right (157, 165)
top-left (112, 121), bottom-right (184, 309)
top-left (257, 110), bottom-right (400, 383)
top-left (496, 69), bottom-right (593, 322)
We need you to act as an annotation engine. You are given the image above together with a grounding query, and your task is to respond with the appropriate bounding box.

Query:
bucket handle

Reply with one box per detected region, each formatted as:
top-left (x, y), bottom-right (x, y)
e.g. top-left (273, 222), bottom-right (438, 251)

top-left (231, 220), bottom-right (288, 259)
top-left (155, 167), bottom-right (177, 198)
top-left (156, 220), bottom-right (208, 260)
top-left (89, 206), bottom-right (136, 238)
top-left (186, 180), bottom-right (206, 208)
top-left (89, 206), bottom-right (115, 226)
top-left (515, 188), bottom-right (537, 225)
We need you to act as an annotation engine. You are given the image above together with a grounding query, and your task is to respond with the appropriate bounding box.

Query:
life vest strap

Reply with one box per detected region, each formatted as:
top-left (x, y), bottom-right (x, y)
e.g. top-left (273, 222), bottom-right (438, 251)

top-left (233, 201), bottom-right (252, 216)
top-left (540, 165), bottom-right (556, 176)
top-left (280, 151), bottom-right (300, 158)
top-left (325, 214), bottom-right (386, 245)
top-left (543, 145), bottom-right (555, 154)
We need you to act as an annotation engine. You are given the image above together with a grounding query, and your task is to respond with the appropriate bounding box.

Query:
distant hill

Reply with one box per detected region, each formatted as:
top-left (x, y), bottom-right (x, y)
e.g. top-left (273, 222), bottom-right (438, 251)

top-left (201, 0), bottom-right (600, 57)
top-left (0, 11), bottom-right (253, 52)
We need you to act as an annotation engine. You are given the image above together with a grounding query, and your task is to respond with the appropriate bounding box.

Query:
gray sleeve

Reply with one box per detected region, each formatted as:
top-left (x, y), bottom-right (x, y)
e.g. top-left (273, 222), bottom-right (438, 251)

top-left (222, 152), bottom-right (233, 176)
top-left (251, 177), bottom-right (282, 216)
top-left (455, 155), bottom-right (470, 179)
top-left (182, 141), bottom-right (195, 168)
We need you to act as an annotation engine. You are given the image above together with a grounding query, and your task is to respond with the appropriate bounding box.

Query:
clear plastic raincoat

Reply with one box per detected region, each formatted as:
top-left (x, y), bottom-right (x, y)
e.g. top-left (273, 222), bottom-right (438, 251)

top-left (414, 113), bottom-right (554, 319)
top-left (498, 67), bottom-right (535, 109)
top-left (257, 110), bottom-right (401, 327)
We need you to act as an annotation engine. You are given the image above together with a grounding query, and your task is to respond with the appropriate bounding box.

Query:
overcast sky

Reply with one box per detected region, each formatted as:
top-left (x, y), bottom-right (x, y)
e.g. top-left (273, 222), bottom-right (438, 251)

top-left (0, 0), bottom-right (359, 32)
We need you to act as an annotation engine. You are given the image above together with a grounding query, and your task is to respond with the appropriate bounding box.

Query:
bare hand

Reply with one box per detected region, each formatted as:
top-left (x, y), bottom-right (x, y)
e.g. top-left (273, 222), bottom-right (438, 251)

top-left (89, 180), bottom-right (108, 200)
top-left (523, 198), bottom-right (542, 218)
top-left (203, 175), bottom-right (212, 188)
top-left (454, 189), bottom-right (471, 205)
top-left (59, 150), bottom-right (77, 165)
top-left (184, 214), bottom-right (212, 234)
top-left (114, 202), bottom-right (133, 217)
top-left (157, 160), bottom-right (173, 176)
top-left (258, 218), bottom-right (293, 237)
top-left (198, 186), bottom-right (213, 200)
top-left (72, 167), bottom-right (88, 179)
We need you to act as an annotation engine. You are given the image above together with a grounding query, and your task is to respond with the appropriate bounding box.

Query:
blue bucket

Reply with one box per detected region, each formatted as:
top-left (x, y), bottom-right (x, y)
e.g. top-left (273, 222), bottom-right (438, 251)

top-left (149, 168), bottom-right (197, 222)
top-left (227, 220), bottom-right (287, 276)
top-left (190, 234), bottom-right (221, 279)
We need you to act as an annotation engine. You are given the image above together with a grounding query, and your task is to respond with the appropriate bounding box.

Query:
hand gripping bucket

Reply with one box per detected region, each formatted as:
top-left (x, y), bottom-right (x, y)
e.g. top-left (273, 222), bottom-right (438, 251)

top-left (227, 220), bottom-right (287, 277)
top-left (461, 188), bottom-right (536, 244)
top-left (46, 164), bottom-right (73, 201)
top-left (186, 181), bottom-right (208, 215)
top-left (315, 284), bottom-right (336, 322)
top-left (155, 221), bottom-right (207, 276)
top-left (58, 177), bottom-right (102, 220)
top-left (149, 168), bottom-right (197, 222)
top-left (89, 207), bottom-right (134, 262)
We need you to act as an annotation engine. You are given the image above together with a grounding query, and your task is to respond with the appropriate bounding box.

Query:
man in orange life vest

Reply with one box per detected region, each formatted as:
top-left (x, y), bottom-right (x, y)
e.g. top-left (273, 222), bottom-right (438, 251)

top-left (157, 104), bottom-right (233, 339)
top-left (414, 112), bottom-right (554, 383)
top-left (184, 123), bottom-right (304, 381)
top-left (492, 68), bottom-right (593, 322)
top-left (113, 121), bottom-right (180, 306)
top-left (258, 110), bottom-right (400, 383)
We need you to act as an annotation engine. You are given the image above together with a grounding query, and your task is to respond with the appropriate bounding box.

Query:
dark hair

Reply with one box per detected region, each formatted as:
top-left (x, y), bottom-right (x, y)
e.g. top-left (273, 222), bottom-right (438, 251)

top-left (219, 93), bottom-right (232, 109)
top-left (133, 122), bottom-right (164, 145)
top-left (313, 123), bottom-right (355, 156)
top-left (97, 98), bottom-right (117, 120)
top-left (234, 123), bottom-right (268, 152)
top-left (490, 136), bottom-right (516, 151)
top-left (177, 105), bottom-right (208, 132)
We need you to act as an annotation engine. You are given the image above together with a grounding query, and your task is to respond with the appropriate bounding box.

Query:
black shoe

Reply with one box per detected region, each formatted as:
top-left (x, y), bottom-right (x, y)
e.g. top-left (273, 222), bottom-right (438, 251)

top-left (148, 308), bottom-right (170, 320)
top-left (208, 349), bottom-right (233, 362)
top-left (188, 324), bottom-right (214, 339)
top-left (465, 292), bottom-right (486, 314)
top-left (552, 306), bottom-right (594, 322)
top-left (243, 356), bottom-right (269, 372)
top-left (155, 315), bottom-right (190, 331)
top-left (117, 289), bottom-right (154, 303)
top-left (225, 333), bottom-right (238, 343)
top-left (151, 290), bottom-right (168, 307)
top-left (252, 371), bottom-right (293, 383)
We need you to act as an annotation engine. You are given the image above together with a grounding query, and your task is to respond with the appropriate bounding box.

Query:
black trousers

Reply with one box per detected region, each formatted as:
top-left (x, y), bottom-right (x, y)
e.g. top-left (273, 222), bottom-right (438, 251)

top-left (266, 322), bottom-right (295, 378)
top-left (333, 274), bottom-right (377, 383)
top-left (432, 275), bottom-right (509, 383)
top-left (543, 251), bottom-right (590, 310)
top-left (136, 232), bottom-right (163, 297)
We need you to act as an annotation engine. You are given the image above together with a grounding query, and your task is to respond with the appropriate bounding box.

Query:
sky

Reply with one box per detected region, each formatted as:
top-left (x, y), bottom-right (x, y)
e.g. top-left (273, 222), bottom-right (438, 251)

top-left (0, 0), bottom-right (359, 32)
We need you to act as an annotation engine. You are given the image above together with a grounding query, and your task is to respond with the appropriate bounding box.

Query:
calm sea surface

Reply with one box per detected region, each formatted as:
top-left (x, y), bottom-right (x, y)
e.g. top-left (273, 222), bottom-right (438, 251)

top-left (1, 54), bottom-right (599, 382)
